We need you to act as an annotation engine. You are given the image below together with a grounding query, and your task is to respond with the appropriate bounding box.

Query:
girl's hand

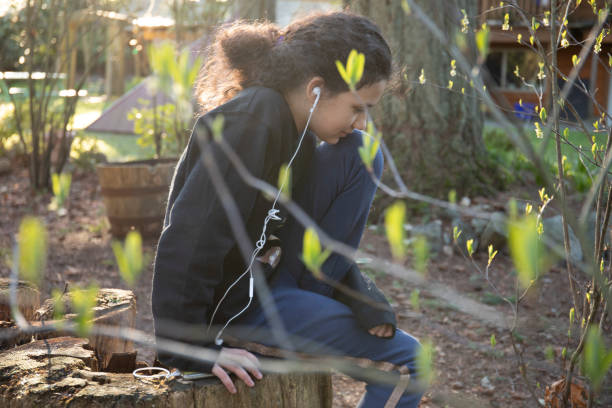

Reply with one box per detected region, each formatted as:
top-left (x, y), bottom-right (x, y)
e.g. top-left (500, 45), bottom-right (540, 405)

top-left (212, 347), bottom-right (263, 394)
top-left (368, 324), bottom-right (394, 338)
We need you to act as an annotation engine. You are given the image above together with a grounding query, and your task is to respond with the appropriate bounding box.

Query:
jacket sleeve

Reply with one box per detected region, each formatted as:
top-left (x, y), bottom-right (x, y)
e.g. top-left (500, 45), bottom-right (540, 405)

top-left (152, 113), bottom-right (270, 373)
top-left (334, 263), bottom-right (397, 336)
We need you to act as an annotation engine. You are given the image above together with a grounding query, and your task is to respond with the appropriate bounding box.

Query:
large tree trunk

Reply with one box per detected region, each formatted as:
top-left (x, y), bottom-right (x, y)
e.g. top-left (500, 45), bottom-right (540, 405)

top-left (349, 0), bottom-right (495, 198)
top-left (236, 0), bottom-right (276, 21)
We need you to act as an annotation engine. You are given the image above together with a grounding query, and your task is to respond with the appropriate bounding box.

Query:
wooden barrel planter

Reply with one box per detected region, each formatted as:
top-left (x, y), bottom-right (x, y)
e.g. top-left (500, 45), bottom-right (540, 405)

top-left (96, 158), bottom-right (176, 238)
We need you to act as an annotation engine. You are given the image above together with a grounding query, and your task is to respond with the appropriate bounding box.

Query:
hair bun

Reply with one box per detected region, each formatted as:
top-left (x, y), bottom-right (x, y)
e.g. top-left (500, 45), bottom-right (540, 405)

top-left (219, 22), bottom-right (279, 79)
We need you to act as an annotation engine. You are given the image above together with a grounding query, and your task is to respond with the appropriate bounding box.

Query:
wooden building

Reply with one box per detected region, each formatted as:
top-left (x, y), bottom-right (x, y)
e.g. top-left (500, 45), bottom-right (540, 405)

top-left (480, 0), bottom-right (612, 120)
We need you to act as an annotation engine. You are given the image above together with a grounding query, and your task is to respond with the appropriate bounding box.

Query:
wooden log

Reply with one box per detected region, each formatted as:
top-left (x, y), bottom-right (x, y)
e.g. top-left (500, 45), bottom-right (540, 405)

top-left (0, 337), bottom-right (333, 408)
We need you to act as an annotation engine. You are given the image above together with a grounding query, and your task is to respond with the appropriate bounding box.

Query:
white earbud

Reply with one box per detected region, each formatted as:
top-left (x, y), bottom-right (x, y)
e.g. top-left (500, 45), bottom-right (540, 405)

top-left (311, 87), bottom-right (321, 113)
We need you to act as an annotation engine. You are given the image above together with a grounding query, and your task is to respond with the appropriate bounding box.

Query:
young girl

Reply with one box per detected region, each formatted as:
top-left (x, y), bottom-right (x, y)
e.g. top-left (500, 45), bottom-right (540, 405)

top-left (152, 11), bottom-right (423, 407)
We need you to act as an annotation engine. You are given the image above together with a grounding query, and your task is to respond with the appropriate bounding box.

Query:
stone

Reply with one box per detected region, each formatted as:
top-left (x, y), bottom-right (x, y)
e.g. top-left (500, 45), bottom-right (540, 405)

top-left (542, 215), bottom-right (583, 263)
top-left (405, 220), bottom-right (444, 252)
top-left (479, 212), bottom-right (507, 251)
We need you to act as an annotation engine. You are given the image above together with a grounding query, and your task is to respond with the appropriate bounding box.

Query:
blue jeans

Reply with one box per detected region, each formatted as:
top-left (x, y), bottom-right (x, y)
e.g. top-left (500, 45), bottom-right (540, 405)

top-left (236, 132), bottom-right (423, 407)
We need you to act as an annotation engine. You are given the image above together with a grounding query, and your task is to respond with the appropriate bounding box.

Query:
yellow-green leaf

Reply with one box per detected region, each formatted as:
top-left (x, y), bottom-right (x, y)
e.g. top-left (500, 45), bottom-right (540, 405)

top-left (417, 340), bottom-right (435, 386)
top-left (466, 239), bottom-right (475, 257)
top-left (71, 285), bottom-right (98, 337)
top-left (418, 69), bottom-right (426, 84)
top-left (487, 244), bottom-right (498, 267)
top-left (18, 217), bottom-right (47, 286)
top-left (112, 231), bottom-right (143, 287)
top-left (385, 201), bottom-right (406, 260)
top-left (583, 327), bottom-right (612, 392)
top-left (448, 190), bottom-right (457, 204)
top-left (476, 24), bottom-right (490, 59)
top-left (301, 228), bottom-right (331, 277)
top-left (508, 215), bottom-right (549, 288)
top-left (490, 334), bottom-right (497, 348)
top-left (277, 163), bottom-right (292, 199)
top-left (51, 172), bottom-right (72, 209)
top-left (453, 226), bottom-right (462, 243)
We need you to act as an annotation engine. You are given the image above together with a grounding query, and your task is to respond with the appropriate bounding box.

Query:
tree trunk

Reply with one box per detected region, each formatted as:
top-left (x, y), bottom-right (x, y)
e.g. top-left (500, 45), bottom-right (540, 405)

top-left (236, 0), bottom-right (276, 21)
top-left (349, 0), bottom-right (494, 198)
top-left (0, 337), bottom-right (333, 408)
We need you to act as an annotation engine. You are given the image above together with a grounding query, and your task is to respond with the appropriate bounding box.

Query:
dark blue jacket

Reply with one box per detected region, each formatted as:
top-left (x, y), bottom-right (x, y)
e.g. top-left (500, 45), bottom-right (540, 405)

top-left (152, 87), bottom-right (395, 373)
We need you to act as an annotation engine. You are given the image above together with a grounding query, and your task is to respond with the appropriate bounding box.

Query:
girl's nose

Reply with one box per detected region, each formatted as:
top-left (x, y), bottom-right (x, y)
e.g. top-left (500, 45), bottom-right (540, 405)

top-left (352, 112), bottom-right (367, 131)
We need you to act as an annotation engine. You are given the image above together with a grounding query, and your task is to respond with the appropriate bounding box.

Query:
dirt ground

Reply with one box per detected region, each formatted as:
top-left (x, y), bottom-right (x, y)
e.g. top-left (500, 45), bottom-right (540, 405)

top-left (1, 167), bottom-right (611, 407)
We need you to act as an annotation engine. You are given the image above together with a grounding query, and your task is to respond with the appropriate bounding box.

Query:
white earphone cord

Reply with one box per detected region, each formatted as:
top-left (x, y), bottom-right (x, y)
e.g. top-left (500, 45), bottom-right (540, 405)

top-left (208, 88), bottom-right (322, 345)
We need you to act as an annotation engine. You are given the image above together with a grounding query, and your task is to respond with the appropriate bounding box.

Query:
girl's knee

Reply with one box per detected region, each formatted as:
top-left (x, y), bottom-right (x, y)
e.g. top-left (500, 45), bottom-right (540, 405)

top-left (394, 330), bottom-right (422, 371)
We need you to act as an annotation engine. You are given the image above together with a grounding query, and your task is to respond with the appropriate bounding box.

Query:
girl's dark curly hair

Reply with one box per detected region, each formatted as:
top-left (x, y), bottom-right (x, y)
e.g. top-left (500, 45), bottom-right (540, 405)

top-left (195, 11), bottom-right (392, 113)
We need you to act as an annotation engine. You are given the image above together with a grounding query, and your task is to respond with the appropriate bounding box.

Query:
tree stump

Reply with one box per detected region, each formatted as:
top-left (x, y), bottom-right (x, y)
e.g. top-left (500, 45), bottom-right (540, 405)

top-left (0, 279), bottom-right (40, 349)
top-left (0, 337), bottom-right (333, 408)
top-left (1, 287), bottom-right (136, 373)
top-left (0, 279), bottom-right (40, 322)
top-left (33, 288), bottom-right (137, 372)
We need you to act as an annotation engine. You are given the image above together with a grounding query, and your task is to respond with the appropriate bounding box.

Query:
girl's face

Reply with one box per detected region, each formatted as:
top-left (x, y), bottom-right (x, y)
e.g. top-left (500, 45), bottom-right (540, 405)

top-left (310, 81), bottom-right (387, 144)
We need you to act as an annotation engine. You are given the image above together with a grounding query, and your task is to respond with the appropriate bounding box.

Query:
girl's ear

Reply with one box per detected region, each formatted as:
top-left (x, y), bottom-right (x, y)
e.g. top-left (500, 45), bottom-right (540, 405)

top-left (306, 76), bottom-right (326, 100)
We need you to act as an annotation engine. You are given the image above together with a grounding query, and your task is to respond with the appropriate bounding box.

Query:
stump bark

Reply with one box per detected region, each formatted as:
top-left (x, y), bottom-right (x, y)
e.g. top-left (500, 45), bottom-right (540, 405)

top-left (0, 337), bottom-right (333, 408)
